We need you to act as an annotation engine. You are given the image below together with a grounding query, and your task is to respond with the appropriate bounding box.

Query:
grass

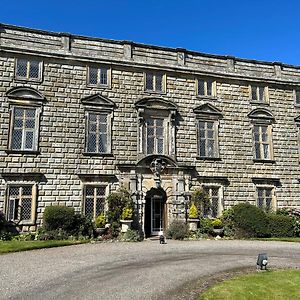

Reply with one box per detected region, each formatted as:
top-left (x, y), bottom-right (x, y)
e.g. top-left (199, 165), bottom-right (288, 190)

top-left (199, 269), bottom-right (300, 300)
top-left (253, 237), bottom-right (300, 243)
top-left (0, 239), bottom-right (89, 254)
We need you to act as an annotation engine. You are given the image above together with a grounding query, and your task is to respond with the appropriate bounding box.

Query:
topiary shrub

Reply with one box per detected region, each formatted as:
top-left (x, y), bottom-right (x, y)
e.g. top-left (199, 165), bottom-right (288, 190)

top-left (232, 203), bottom-right (269, 238)
top-left (212, 218), bottom-right (223, 229)
top-left (121, 207), bottom-right (133, 220)
top-left (267, 214), bottom-right (295, 237)
top-left (107, 188), bottom-right (132, 225)
top-left (95, 213), bottom-right (106, 228)
top-left (166, 220), bottom-right (189, 240)
top-left (43, 205), bottom-right (75, 232)
top-left (188, 202), bottom-right (199, 219)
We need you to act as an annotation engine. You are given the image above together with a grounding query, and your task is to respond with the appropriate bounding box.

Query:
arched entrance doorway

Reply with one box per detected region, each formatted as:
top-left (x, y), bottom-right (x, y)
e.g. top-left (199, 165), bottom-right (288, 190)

top-left (144, 187), bottom-right (167, 237)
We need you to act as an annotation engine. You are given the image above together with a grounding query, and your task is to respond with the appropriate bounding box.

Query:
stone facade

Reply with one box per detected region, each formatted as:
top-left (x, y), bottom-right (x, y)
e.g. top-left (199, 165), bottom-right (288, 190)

top-left (0, 24), bottom-right (299, 235)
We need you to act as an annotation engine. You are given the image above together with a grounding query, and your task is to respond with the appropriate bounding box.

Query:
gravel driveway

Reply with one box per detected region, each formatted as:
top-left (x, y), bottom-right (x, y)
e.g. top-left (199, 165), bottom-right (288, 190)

top-left (1, 239), bottom-right (300, 300)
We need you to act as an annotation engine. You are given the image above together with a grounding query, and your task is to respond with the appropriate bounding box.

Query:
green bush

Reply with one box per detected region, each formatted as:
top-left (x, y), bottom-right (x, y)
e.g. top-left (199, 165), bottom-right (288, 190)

top-left (120, 229), bottom-right (143, 242)
top-left (166, 220), bottom-right (189, 240)
top-left (69, 214), bottom-right (94, 237)
top-left (212, 218), bottom-right (223, 229)
top-left (107, 188), bottom-right (132, 224)
top-left (233, 203), bottom-right (269, 238)
top-left (199, 217), bottom-right (214, 234)
top-left (191, 188), bottom-right (211, 217)
top-left (268, 214), bottom-right (295, 237)
top-left (121, 207), bottom-right (133, 220)
top-left (36, 227), bottom-right (69, 240)
top-left (0, 210), bottom-right (6, 231)
top-left (43, 205), bottom-right (75, 231)
top-left (220, 208), bottom-right (235, 237)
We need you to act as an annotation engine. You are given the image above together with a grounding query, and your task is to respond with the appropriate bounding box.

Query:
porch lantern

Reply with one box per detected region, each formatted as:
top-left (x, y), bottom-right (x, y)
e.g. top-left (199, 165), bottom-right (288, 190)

top-left (257, 253), bottom-right (268, 270)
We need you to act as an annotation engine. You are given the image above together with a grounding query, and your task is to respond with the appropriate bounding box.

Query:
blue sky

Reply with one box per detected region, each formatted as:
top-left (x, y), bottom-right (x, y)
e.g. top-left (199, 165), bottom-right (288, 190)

top-left (1, 0), bottom-right (300, 65)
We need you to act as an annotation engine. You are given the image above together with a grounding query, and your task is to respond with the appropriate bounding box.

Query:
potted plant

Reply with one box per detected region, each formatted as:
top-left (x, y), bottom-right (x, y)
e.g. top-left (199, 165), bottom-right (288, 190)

top-left (187, 202), bottom-right (199, 231)
top-left (95, 213), bottom-right (106, 235)
top-left (120, 206), bottom-right (133, 233)
top-left (211, 218), bottom-right (224, 236)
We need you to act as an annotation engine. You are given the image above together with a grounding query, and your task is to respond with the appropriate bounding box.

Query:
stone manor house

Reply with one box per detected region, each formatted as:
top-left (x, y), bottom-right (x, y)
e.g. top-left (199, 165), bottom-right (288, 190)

top-left (0, 24), bottom-right (300, 235)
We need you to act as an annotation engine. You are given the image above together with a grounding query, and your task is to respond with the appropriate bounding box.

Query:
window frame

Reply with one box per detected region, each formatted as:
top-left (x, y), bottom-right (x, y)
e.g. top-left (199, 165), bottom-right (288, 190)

top-left (202, 185), bottom-right (223, 218)
top-left (87, 65), bottom-right (111, 88)
top-left (253, 124), bottom-right (273, 161)
top-left (294, 88), bottom-right (300, 106)
top-left (256, 185), bottom-right (275, 212)
top-left (249, 84), bottom-right (269, 104)
top-left (85, 110), bottom-right (112, 155)
top-left (5, 184), bottom-right (37, 225)
top-left (14, 58), bottom-right (43, 82)
top-left (144, 72), bottom-right (166, 93)
top-left (82, 185), bottom-right (107, 220)
top-left (196, 78), bottom-right (217, 98)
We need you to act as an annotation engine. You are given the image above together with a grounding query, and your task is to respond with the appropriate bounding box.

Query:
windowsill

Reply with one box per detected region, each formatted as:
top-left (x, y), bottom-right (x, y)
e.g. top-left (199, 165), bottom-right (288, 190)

top-left (196, 156), bottom-right (221, 161)
top-left (5, 150), bottom-right (40, 155)
top-left (14, 77), bottom-right (42, 83)
top-left (196, 95), bottom-right (218, 101)
top-left (82, 152), bottom-right (114, 157)
top-left (250, 100), bottom-right (269, 106)
top-left (253, 159), bottom-right (275, 164)
top-left (143, 89), bottom-right (166, 95)
top-left (86, 84), bottom-right (110, 89)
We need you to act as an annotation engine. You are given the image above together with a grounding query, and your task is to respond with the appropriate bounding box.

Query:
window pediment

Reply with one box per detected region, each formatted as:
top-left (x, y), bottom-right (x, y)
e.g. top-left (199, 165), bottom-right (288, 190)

top-left (248, 108), bottom-right (274, 123)
top-left (294, 115), bottom-right (300, 123)
top-left (6, 87), bottom-right (45, 102)
top-left (81, 94), bottom-right (116, 110)
top-left (193, 103), bottom-right (222, 118)
top-left (135, 97), bottom-right (178, 112)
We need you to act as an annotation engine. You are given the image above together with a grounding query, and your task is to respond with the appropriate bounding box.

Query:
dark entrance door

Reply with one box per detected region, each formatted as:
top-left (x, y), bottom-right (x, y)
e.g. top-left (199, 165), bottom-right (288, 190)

top-left (144, 187), bottom-right (166, 237)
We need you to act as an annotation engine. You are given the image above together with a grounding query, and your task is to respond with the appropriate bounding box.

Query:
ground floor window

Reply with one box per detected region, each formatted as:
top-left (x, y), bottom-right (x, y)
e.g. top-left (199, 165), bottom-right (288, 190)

top-left (257, 187), bottom-right (274, 212)
top-left (6, 185), bottom-right (34, 222)
top-left (83, 186), bottom-right (106, 219)
top-left (203, 186), bottom-right (222, 218)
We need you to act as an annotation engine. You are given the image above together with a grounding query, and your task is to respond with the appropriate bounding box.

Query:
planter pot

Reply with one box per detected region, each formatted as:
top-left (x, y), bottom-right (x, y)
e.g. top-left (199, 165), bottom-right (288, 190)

top-left (120, 219), bottom-right (133, 233)
top-left (95, 227), bottom-right (106, 236)
top-left (187, 219), bottom-right (199, 231)
top-left (212, 228), bottom-right (224, 236)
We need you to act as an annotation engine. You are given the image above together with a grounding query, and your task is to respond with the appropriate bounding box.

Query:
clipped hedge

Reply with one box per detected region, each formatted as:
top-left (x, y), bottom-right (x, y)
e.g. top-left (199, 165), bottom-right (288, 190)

top-left (233, 203), bottom-right (269, 238)
top-left (43, 206), bottom-right (75, 231)
top-left (268, 214), bottom-right (295, 237)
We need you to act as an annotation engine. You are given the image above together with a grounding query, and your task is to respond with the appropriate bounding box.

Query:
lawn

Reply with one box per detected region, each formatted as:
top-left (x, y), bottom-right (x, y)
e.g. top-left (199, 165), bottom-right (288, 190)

top-left (199, 269), bottom-right (300, 300)
top-left (0, 240), bottom-right (89, 254)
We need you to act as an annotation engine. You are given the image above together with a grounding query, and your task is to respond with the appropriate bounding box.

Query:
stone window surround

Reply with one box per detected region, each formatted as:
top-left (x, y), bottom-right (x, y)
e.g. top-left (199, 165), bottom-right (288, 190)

top-left (249, 84), bottom-right (269, 104)
top-left (294, 88), bottom-right (300, 106)
top-left (80, 94), bottom-right (116, 156)
top-left (255, 184), bottom-right (276, 212)
top-left (144, 72), bottom-right (166, 93)
top-left (202, 184), bottom-right (224, 218)
top-left (194, 103), bottom-right (222, 161)
top-left (248, 108), bottom-right (275, 163)
top-left (14, 57), bottom-right (43, 82)
top-left (196, 78), bottom-right (217, 99)
top-left (136, 98), bottom-right (177, 158)
top-left (6, 87), bottom-right (45, 155)
top-left (82, 184), bottom-right (108, 220)
top-left (86, 65), bottom-right (111, 88)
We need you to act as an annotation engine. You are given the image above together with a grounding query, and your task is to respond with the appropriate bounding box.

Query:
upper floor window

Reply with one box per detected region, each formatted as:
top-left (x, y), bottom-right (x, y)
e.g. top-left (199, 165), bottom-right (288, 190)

top-left (194, 103), bottom-right (222, 160)
top-left (15, 58), bottom-right (42, 81)
top-left (295, 89), bottom-right (300, 105)
top-left (83, 185), bottom-right (106, 219)
top-left (87, 66), bottom-right (110, 87)
top-left (136, 98), bottom-right (177, 157)
top-left (248, 108), bottom-right (274, 161)
top-left (86, 112), bottom-right (109, 153)
top-left (81, 94), bottom-right (116, 155)
top-left (9, 107), bottom-right (38, 151)
top-left (253, 125), bottom-right (272, 160)
top-left (250, 85), bottom-right (268, 103)
top-left (197, 79), bottom-right (216, 97)
top-left (145, 117), bottom-right (164, 155)
top-left (145, 73), bottom-right (165, 93)
top-left (6, 87), bottom-right (45, 153)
